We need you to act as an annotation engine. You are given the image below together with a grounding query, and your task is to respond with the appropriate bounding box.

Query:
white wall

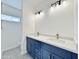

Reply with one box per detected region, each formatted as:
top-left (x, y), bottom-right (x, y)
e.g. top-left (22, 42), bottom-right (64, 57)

top-left (74, 0), bottom-right (78, 44)
top-left (35, 0), bottom-right (76, 40)
top-left (22, 0), bottom-right (77, 54)
top-left (1, 21), bottom-right (22, 52)
top-left (21, 0), bottom-right (35, 54)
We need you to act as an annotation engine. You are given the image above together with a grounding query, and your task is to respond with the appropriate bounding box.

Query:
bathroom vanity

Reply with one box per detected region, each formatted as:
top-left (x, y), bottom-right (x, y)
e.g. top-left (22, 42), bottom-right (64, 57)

top-left (26, 35), bottom-right (78, 59)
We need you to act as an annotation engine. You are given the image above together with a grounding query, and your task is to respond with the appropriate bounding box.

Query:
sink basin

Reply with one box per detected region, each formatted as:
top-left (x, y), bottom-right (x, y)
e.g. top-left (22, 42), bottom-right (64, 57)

top-left (48, 38), bottom-right (66, 44)
top-left (35, 35), bottom-right (66, 44)
top-left (48, 37), bottom-right (77, 49)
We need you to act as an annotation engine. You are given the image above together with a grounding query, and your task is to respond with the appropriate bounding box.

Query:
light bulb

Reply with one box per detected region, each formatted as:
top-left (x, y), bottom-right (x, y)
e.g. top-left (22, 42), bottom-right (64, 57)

top-left (35, 11), bottom-right (45, 19)
top-left (50, 7), bottom-right (54, 12)
top-left (35, 14), bottom-right (40, 19)
top-left (56, 4), bottom-right (59, 8)
top-left (48, 6), bottom-right (55, 15)
top-left (62, 1), bottom-right (67, 6)
top-left (39, 11), bottom-right (45, 19)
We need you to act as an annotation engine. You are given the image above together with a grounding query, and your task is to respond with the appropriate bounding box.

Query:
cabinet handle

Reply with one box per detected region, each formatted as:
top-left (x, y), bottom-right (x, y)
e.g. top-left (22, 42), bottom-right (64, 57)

top-left (50, 54), bottom-right (51, 59)
top-left (53, 56), bottom-right (54, 59)
top-left (50, 54), bottom-right (54, 59)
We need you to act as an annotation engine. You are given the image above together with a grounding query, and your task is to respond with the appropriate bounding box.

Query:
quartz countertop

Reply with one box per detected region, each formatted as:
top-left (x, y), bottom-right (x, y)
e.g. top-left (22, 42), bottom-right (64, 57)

top-left (26, 34), bottom-right (78, 54)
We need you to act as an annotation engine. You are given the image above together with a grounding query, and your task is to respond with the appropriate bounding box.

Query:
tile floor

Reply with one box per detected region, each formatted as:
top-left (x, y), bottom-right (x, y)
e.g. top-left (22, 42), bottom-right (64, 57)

top-left (2, 47), bottom-right (33, 59)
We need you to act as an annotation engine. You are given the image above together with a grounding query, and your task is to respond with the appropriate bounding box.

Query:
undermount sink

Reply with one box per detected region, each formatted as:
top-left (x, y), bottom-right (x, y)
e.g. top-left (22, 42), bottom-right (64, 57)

top-left (35, 35), bottom-right (75, 44)
top-left (48, 38), bottom-right (66, 44)
top-left (35, 35), bottom-right (67, 44)
top-left (48, 37), bottom-right (77, 49)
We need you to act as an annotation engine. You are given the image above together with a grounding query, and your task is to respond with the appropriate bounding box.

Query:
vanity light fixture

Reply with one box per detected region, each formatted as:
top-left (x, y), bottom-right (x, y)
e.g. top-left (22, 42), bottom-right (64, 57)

top-left (51, 0), bottom-right (62, 7)
top-left (35, 10), bottom-right (42, 15)
top-left (35, 10), bottom-right (45, 19)
top-left (35, 0), bottom-right (66, 15)
top-left (51, 0), bottom-right (65, 7)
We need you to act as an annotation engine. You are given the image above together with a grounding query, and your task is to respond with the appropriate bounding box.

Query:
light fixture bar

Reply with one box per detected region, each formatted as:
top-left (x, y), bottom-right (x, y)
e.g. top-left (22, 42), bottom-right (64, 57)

top-left (59, 0), bottom-right (61, 5)
top-left (35, 10), bottom-right (42, 15)
top-left (35, 0), bottom-right (65, 15)
top-left (51, 0), bottom-right (63, 7)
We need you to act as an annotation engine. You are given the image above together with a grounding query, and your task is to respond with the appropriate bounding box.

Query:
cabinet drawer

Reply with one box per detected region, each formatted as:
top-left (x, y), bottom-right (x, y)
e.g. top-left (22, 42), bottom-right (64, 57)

top-left (27, 37), bottom-right (41, 50)
top-left (34, 40), bottom-right (41, 50)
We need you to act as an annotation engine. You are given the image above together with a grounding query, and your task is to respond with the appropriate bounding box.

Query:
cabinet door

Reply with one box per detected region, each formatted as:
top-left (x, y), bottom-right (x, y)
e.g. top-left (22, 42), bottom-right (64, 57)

top-left (71, 53), bottom-right (78, 59)
top-left (42, 49), bottom-right (51, 59)
top-left (34, 40), bottom-right (41, 56)
top-left (27, 37), bottom-right (35, 57)
top-left (50, 54), bottom-right (64, 59)
top-left (27, 37), bottom-right (31, 53)
top-left (33, 55), bottom-right (41, 59)
top-left (42, 42), bottom-right (72, 59)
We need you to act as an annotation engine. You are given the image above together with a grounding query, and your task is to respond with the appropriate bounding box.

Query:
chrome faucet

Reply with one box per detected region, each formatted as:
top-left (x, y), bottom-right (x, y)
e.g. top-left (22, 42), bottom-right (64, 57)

top-left (56, 34), bottom-right (59, 39)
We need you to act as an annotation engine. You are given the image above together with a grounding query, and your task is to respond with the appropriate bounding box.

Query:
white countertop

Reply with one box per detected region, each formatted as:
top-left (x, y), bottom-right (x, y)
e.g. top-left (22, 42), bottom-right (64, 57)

top-left (26, 34), bottom-right (78, 54)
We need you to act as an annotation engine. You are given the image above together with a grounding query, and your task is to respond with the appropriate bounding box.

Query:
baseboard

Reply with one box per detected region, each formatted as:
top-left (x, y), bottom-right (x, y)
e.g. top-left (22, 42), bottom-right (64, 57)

top-left (2, 44), bottom-right (21, 54)
top-left (21, 50), bottom-right (27, 55)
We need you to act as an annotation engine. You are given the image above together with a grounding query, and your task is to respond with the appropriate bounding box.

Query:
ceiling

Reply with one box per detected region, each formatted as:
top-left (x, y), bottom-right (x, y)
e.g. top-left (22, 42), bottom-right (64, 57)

top-left (1, 0), bottom-right (59, 13)
top-left (23, 0), bottom-right (58, 13)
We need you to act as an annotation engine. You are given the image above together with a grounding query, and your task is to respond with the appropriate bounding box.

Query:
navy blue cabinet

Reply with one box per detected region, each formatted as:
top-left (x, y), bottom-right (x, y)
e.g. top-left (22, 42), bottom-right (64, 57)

top-left (26, 37), bottom-right (78, 59)
top-left (71, 53), bottom-right (78, 59)
top-left (27, 37), bottom-right (34, 57)
top-left (41, 43), bottom-right (72, 59)
top-left (42, 49), bottom-right (51, 59)
top-left (50, 53), bottom-right (64, 59)
top-left (27, 37), bottom-right (41, 59)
